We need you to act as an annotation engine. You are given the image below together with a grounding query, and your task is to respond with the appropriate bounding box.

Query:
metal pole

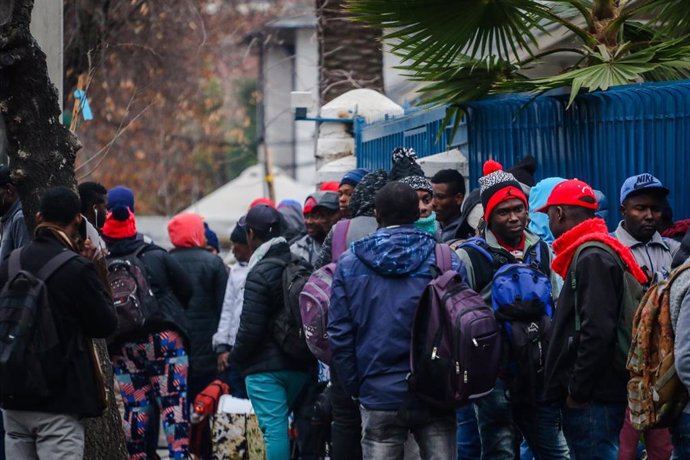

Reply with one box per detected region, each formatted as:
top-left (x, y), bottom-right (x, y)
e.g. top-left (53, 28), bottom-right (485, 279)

top-left (256, 32), bottom-right (275, 202)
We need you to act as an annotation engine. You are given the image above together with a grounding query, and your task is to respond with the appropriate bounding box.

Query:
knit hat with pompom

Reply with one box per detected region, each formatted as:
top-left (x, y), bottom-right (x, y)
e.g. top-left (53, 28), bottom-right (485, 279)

top-left (478, 160), bottom-right (528, 221)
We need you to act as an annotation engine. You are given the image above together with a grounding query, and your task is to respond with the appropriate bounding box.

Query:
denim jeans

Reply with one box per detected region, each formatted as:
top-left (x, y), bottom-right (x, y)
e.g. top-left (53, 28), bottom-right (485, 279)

top-left (562, 402), bottom-right (626, 460)
top-left (330, 369), bottom-right (362, 460)
top-left (360, 406), bottom-right (456, 460)
top-left (456, 404), bottom-right (480, 460)
top-left (672, 411), bottom-right (690, 458)
top-left (515, 402), bottom-right (569, 460)
top-left (473, 379), bottom-right (568, 460)
top-left (245, 370), bottom-right (310, 460)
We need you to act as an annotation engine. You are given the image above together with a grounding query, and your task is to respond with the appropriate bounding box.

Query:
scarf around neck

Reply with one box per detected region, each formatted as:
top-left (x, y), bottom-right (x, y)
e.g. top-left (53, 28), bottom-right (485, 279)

top-left (551, 218), bottom-right (647, 284)
top-left (414, 212), bottom-right (438, 236)
top-left (35, 223), bottom-right (78, 252)
top-left (248, 236), bottom-right (287, 271)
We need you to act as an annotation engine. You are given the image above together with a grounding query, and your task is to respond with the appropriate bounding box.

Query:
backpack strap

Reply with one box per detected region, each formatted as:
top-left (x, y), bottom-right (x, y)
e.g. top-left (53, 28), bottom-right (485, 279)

top-left (8, 248), bottom-right (22, 280)
top-left (331, 220), bottom-right (351, 262)
top-left (37, 251), bottom-right (79, 281)
top-left (570, 241), bottom-right (626, 332)
top-left (524, 240), bottom-right (551, 276)
top-left (459, 237), bottom-right (510, 291)
top-left (434, 244), bottom-right (454, 273)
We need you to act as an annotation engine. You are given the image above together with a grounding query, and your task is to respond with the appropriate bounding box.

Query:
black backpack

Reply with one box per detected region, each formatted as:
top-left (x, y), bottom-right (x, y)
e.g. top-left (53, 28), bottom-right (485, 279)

top-left (106, 246), bottom-right (159, 339)
top-left (264, 256), bottom-right (314, 362)
top-left (0, 249), bottom-right (78, 402)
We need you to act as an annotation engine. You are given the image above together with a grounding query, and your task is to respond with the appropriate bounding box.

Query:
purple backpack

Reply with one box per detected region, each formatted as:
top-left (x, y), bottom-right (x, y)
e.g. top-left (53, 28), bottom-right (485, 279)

top-left (298, 220), bottom-right (351, 364)
top-left (409, 244), bottom-right (501, 409)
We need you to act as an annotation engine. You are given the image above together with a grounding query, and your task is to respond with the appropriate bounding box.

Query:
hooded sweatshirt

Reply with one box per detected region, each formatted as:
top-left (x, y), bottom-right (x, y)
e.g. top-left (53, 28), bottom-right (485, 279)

top-left (168, 213), bottom-right (228, 376)
top-left (328, 226), bottom-right (465, 410)
top-left (528, 177), bottom-right (566, 245)
top-left (168, 213), bottom-right (206, 248)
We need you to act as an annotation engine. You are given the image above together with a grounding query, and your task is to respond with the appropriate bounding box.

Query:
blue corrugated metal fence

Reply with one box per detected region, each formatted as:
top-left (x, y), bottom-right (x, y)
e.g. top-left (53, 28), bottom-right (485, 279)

top-left (355, 80), bottom-right (690, 229)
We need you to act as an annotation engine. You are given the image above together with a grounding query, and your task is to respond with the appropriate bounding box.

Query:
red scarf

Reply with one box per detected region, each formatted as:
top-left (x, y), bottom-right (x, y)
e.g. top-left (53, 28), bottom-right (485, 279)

top-left (551, 218), bottom-right (647, 284)
top-left (102, 210), bottom-right (137, 239)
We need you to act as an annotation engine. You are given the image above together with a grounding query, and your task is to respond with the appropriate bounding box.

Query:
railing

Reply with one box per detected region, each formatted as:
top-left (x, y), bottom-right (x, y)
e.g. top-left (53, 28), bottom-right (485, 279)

top-left (355, 105), bottom-right (468, 171)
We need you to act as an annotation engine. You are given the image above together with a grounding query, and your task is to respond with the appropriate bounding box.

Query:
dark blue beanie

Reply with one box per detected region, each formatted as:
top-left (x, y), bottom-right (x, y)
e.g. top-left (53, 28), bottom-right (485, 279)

top-left (340, 168), bottom-right (369, 187)
top-left (107, 186), bottom-right (135, 213)
top-left (230, 223), bottom-right (247, 245)
top-left (204, 222), bottom-right (220, 251)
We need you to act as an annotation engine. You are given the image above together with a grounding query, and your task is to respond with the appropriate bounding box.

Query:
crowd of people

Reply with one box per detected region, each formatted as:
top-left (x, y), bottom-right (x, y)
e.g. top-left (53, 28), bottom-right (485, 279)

top-left (0, 149), bottom-right (690, 460)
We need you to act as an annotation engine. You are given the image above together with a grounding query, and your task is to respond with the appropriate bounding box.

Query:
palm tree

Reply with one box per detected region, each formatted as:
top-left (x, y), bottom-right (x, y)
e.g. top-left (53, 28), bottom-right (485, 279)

top-left (317, 0), bottom-right (384, 104)
top-left (347, 0), bottom-right (690, 116)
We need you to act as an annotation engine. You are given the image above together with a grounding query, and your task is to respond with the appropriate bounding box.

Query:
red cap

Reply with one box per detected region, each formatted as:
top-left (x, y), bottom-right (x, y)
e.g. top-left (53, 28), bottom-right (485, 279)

top-left (536, 179), bottom-right (598, 213)
top-left (249, 198), bottom-right (275, 209)
top-left (303, 196), bottom-right (318, 215)
top-left (320, 181), bottom-right (339, 192)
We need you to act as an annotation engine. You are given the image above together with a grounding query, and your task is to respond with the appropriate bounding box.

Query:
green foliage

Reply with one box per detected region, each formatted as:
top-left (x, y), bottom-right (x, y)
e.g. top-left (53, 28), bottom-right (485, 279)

top-left (347, 0), bottom-right (690, 108)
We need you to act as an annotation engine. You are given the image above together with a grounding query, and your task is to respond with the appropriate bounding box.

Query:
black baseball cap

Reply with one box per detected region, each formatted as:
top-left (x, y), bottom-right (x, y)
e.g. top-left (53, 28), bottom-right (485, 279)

top-left (313, 191), bottom-right (339, 212)
top-left (238, 204), bottom-right (281, 234)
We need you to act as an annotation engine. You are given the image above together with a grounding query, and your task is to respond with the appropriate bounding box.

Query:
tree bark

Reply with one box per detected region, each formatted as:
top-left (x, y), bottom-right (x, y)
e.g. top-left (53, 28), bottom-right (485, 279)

top-left (316, 0), bottom-right (384, 104)
top-left (0, 1), bottom-right (128, 458)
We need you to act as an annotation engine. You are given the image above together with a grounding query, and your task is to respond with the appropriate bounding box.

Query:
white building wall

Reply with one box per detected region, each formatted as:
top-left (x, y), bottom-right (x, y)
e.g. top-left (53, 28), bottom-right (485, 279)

top-left (263, 45), bottom-right (295, 179)
top-left (293, 28), bottom-right (318, 184)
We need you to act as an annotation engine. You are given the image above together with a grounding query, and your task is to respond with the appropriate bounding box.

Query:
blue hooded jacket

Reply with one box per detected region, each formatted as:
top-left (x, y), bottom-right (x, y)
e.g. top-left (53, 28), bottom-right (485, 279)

top-left (528, 177), bottom-right (566, 244)
top-left (328, 226), bottom-right (466, 410)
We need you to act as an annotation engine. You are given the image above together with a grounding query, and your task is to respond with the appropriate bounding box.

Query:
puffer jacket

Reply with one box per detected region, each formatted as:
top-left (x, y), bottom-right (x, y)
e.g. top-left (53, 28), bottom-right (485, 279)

top-left (231, 241), bottom-right (312, 376)
top-left (169, 247), bottom-right (228, 376)
top-left (105, 236), bottom-right (193, 348)
top-left (328, 226), bottom-right (466, 410)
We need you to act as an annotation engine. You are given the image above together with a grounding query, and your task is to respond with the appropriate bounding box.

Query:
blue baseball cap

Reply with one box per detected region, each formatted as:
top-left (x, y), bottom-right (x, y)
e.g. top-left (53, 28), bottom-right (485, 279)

top-left (620, 173), bottom-right (669, 205)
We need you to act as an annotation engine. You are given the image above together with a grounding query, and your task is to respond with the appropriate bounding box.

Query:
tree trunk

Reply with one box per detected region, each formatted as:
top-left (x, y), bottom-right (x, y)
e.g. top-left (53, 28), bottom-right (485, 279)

top-left (316, 0), bottom-right (384, 104)
top-left (591, 0), bottom-right (620, 46)
top-left (0, 2), bottom-right (128, 458)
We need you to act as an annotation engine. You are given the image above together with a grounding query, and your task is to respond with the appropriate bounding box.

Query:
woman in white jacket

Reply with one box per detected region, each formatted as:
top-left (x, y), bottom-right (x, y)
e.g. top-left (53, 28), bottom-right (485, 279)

top-left (213, 223), bottom-right (253, 398)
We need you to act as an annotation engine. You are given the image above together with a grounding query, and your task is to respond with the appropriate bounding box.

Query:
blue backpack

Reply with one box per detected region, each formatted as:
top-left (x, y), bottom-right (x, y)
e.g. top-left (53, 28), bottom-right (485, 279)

top-left (459, 237), bottom-right (553, 405)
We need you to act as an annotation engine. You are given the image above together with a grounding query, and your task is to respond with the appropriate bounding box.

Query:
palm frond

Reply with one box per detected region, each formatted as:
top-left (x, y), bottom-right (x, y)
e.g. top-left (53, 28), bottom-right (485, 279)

top-left (502, 38), bottom-right (690, 105)
top-left (347, 0), bottom-right (589, 67)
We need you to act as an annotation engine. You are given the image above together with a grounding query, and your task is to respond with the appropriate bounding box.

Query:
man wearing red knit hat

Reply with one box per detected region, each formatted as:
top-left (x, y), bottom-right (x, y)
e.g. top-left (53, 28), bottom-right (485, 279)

top-left (454, 160), bottom-right (567, 459)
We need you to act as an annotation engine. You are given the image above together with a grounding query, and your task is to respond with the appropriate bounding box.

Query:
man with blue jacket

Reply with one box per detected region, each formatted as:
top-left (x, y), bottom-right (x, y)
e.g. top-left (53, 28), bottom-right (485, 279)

top-left (328, 181), bottom-right (465, 460)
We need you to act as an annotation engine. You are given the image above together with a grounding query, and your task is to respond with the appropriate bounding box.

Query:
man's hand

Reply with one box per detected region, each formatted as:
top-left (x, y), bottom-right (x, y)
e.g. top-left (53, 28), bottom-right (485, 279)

top-left (217, 351), bottom-right (230, 373)
top-left (80, 239), bottom-right (98, 260)
top-left (566, 395), bottom-right (589, 409)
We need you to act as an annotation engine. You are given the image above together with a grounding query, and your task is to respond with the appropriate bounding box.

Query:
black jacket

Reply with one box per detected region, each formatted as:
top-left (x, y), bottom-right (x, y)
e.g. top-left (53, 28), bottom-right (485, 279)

top-left (543, 246), bottom-right (626, 404)
top-left (169, 247), bottom-right (228, 376)
top-left (105, 237), bottom-right (193, 347)
top-left (0, 230), bottom-right (117, 417)
top-left (231, 241), bottom-right (312, 376)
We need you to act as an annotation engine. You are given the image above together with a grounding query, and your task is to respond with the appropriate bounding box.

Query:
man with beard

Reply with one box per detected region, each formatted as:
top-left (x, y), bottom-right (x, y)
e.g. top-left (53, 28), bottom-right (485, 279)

top-left (291, 191), bottom-right (339, 267)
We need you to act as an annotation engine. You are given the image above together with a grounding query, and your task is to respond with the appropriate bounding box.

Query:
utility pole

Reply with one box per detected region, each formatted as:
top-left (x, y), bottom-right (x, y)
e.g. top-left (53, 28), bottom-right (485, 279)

top-left (255, 31), bottom-right (276, 202)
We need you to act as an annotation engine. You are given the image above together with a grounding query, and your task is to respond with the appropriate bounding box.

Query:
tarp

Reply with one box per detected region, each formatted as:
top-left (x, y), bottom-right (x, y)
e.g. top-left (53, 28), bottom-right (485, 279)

top-left (183, 164), bottom-right (314, 232)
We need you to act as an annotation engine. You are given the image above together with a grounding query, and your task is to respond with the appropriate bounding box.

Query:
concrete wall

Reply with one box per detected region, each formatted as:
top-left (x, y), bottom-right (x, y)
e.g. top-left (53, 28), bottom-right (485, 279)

top-left (31, 0), bottom-right (63, 107)
top-left (264, 44), bottom-right (295, 180)
top-left (293, 28), bottom-right (318, 184)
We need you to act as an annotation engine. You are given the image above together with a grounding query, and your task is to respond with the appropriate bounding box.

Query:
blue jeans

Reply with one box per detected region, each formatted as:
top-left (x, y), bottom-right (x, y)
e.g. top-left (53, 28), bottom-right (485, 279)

top-left (456, 404), bottom-right (480, 460)
top-left (245, 370), bottom-right (310, 460)
top-left (672, 411), bottom-right (690, 458)
top-left (473, 380), bottom-right (568, 459)
top-left (360, 406), bottom-right (456, 460)
top-left (562, 402), bottom-right (626, 460)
